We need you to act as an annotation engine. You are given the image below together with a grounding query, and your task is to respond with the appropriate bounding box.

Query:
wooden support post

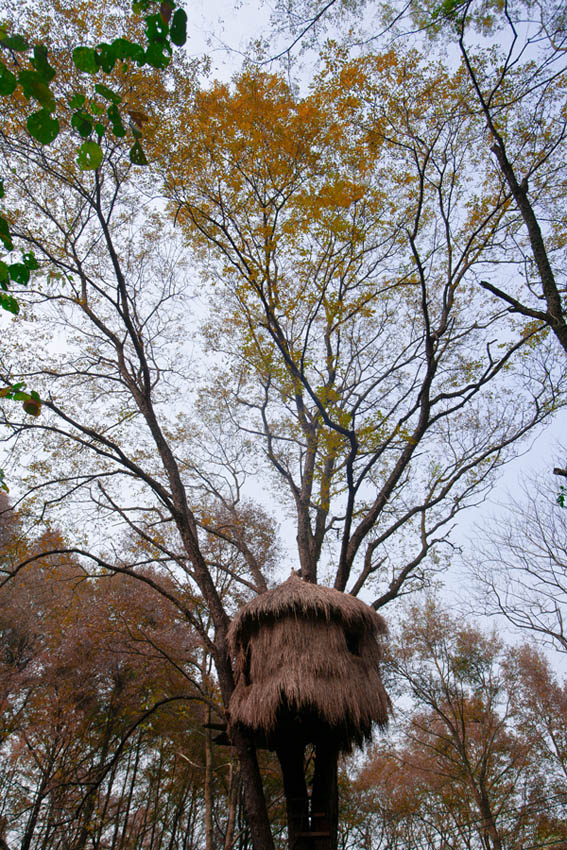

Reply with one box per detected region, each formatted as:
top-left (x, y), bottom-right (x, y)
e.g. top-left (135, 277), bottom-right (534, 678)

top-left (310, 741), bottom-right (339, 850)
top-left (277, 741), bottom-right (311, 850)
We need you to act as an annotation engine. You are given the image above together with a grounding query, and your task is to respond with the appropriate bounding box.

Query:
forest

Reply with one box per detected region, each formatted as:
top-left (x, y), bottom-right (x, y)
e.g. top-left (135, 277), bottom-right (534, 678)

top-left (0, 0), bottom-right (566, 848)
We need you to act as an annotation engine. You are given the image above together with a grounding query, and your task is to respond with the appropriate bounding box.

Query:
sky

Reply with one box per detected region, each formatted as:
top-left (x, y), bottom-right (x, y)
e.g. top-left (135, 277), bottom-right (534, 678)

top-left (186, 0), bottom-right (274, 77)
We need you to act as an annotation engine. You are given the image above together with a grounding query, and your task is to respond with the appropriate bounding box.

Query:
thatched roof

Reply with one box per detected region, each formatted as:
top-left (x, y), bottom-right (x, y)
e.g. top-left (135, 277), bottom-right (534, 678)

top-left (228, 573), bottom-right (390, 750)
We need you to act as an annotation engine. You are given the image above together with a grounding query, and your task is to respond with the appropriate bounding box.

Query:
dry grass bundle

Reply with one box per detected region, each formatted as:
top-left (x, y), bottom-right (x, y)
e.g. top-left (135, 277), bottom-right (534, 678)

top-left (228, 573), bottom-right (390, 750)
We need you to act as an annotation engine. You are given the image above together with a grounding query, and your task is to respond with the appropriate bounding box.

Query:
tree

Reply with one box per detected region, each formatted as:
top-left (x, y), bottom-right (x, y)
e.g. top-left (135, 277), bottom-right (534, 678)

top-left (353, 600), bottom-right (567, 850)
top-left (0, 4), bottom-right (566, 848)
top-left (0, 0), bottom-right (189, 476)
top-left (0, 497), bottom-right (227, 850)
top-left (472, 464), bottom-right (567, 654)
top-left (267, 0), bottom-right (567, 358)
top-left (410, 0), bottom-right (567, 358)
top-left (505, 643), bottom-right (567, 787)
top-left (0, 0), bottom-right (188, 300)
top-left (0, 0), bottom-right (278, 846)
top-left (160, 57), bottom-right (565, 601)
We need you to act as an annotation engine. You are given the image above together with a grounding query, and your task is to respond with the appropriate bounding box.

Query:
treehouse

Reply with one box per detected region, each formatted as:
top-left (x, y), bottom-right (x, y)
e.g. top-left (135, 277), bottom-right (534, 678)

top-left (227, 572), bottom-right (390, 850)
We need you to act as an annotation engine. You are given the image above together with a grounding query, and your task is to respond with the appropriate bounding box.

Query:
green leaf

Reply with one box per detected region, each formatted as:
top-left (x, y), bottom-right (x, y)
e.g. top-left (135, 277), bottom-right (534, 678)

top-left (31, 45), bottom-right (56, 83)
top-left (71, 111), bottom-right (93, 138)
top-left (68, 93), bottom-right (86, 109)
top-left (129, 140), bottom-right (148, 165)
top-left (90, 102), bottom-right (104, 115)
top-left (110, 37), bottom-right (144, 63)
top-left (145, 14), bottom-right (168, 44)
top-left (0, 61), bottom-right (17, 96)
top-left (0, 383), bottom-right (27, 401)
top-left (95, 82), bottom-right (122, 104)
top-left (0, 215), bottom-right (13, 250)
top-left (132, 0), bottom-right (150, 12)
top-left (0, 260), bottom-right (9, 281)
top-left (0, 291), bottom-right (19, 314)
top-left (9, 262), bottom-right (30, 286)
top-left (0, 33), bottom-right (29, 51)
top-left (131, 45), bottom-right (146, 66)
top-left (95, 43), bottom-right (116, 73)
top-left (2, 382), bottom-right (25, 394)
top-left (431, 0), bottom-right (463, 21)
top-left (27, 110), bottom-right (59, 144)
top-left (170, 9), bottom-right (187, 46)
top-left (95, 122), bottom-right (105, 138)
top-left (73, 46), bottom-right (98, 74)
top-left (77, 140), bottom-right (103, 170)
top-left (107, 104), bottom-right (126, 137)
top-left (0, 177), bottom-right (4, 198)
top-left (22, 252), bottom-right (38, 270)
top-left (110, 37), bottom-right (134, 59)
top-left (145, 42), bottom-right (171, 69)
top-left (18, 70), bottom-right (56, 111)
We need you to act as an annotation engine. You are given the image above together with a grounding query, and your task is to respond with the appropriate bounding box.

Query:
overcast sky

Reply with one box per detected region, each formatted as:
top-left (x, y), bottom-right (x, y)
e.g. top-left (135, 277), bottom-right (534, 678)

top-left (187, 0), bottom-right (274, 77)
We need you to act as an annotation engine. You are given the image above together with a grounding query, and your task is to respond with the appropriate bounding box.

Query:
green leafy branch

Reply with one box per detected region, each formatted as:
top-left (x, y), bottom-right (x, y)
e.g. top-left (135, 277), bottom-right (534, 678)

top-left (0, 0), bottom-right (187, 434)
top-left (0, 1), bottom-right (187, 162)
top-left (0, 1), bottom-right (187, 309)
top-left (0, 178), bottom-right (39, 315)
top-left (0, 382), bottom-right (42, 488)
top-left (0, 382), bottom-right (41, 415)
top-left (430, 0), bottom-right (467, 28)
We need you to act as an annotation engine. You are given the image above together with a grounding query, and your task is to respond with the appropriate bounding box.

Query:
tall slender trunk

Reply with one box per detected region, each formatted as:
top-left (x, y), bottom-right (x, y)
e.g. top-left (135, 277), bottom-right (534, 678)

top-left (276, 742), bottom-right (311, 850)
top-left (115, 731), bottom-right (142, 850)
top-left (20, 754), bottom-right (54, 850)
top-left (230, 726), bottom-right (276, 850)
top-left (204, 706), bottom-right (214, 850)
top-left (223, 762), bottom-right (240, 850)
top-left (148, 747), bottom-right (164, 850)
top-left (474, 786), bottom-right (503, 850)
top-left (310, 742), bottom-right (339, 850)
top-left (94, 758), bottom-right (119, 849)
top-left (75, 709), bottom-right (115, 850)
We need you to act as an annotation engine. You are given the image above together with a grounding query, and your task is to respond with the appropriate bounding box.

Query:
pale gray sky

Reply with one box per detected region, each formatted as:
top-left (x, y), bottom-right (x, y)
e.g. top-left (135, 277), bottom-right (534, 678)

top-left (187, 0), bottom-right (273, 77)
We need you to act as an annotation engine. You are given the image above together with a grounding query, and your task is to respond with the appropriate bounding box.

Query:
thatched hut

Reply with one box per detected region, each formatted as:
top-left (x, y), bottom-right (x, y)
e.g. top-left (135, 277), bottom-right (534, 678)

top-left (227, 572), bottom-right (390, 751)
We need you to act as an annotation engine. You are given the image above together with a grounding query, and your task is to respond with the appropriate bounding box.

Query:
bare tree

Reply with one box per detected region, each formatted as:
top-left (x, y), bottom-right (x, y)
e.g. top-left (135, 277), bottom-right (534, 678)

top-left (471, 461), bottom-right (567, 654)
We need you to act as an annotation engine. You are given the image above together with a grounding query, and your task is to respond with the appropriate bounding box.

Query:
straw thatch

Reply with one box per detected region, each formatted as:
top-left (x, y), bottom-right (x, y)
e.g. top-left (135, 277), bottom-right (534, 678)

top-left (227, 573), bottom-right (390, 750)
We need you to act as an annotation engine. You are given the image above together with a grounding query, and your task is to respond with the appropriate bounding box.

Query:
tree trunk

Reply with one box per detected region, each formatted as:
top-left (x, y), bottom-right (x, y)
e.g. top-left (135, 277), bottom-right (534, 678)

top-left (311, 742), bottom-right (339, 850)
top-left (223, 762), bottom-right (240, 850)
top-left (230, 725), bottom-right (277, 850)
top-left (20, 760), bottom-right (53, 850)
top-left (277, 742), bottom-right (311, 850)
top-left (474, 785), bottom-right (504, 850)
top-left (277, 738), bottom-right (339, 850)
top-left (204, 707), bottom-right (214, 850)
